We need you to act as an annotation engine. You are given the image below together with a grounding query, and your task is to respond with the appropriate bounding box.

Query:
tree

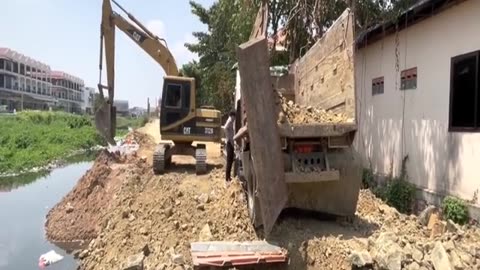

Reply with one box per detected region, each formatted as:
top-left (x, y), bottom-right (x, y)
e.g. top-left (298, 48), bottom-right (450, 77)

top-left (183, 0), bottom-right (419, 112)
top-left (183, 0), bottom-right (260, 113)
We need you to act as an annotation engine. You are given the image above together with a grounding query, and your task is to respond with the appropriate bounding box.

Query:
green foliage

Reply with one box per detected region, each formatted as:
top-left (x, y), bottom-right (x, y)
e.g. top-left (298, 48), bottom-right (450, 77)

top-left (0, 111), bottom-right (105, 173)
top-left (442, 196), bottom-right (469, 225)
top-left (183, 0), bottom-right (260, 113)
top-left (384, 177), bottom-right (415, 213)
top-left (362, 168), bottom-right (375, 189)
top-left (373, 155), bottom-right (415, 214)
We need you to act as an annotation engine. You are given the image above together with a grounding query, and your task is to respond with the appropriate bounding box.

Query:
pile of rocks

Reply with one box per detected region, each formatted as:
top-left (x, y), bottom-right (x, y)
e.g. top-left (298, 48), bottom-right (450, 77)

top-left (275, 92), bottom-right (353, 125)
top-left (348, 204), bottom-right (480, 270)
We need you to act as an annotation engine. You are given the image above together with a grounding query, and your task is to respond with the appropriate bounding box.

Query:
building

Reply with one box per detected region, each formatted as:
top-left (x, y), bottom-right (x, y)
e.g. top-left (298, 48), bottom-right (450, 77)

top-left (0, 47), bottom-right (55, 111)
top-left (83, 86), bottom-right (95, 114)
top-left (354, 0), bottom-right (480, 213)
top-left (50, 71), bottom-right (85, 114)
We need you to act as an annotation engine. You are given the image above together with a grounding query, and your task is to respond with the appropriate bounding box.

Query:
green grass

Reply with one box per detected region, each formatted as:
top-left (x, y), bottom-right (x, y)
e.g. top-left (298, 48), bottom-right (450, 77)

top-left (115, 115), bottom-right (148, 136)
top-left (0, 111), bottom-right (106, 174)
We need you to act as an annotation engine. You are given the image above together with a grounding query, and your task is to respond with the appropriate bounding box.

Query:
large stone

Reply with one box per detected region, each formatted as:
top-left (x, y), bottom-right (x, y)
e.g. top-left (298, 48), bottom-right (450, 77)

top-left (199, 224), bottom-right (213, 241)
top-left (419, 205), bottom-right (437, 226)
top-left (171, 254), bottom-right (184, 265)
top-left (407, 261), bottom-right (421, 270)
top-left (431, 242), bottom-right (453, 270)
top-left (198, 193), bottom-right (210, 204)
top-left (349, 250), bottom-right (373, 267)
top-left (373, 232), bottom-right (403, 270)
top-left (405, 243), bottom-right (424, 262)
top-left (122, 253), bottom-right (145, 270)
top-left (449, 250), bottom-right (464, 270)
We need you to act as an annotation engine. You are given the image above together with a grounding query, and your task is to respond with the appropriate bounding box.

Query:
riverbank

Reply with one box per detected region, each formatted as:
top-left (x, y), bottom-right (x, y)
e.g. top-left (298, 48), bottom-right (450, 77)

top-left (0, 111), bottom-right (106, 175)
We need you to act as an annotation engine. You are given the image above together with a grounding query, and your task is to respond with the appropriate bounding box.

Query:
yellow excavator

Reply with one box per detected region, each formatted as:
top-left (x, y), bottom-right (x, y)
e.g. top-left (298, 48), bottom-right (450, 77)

top-left (96, 0), bottom-right (222, 174)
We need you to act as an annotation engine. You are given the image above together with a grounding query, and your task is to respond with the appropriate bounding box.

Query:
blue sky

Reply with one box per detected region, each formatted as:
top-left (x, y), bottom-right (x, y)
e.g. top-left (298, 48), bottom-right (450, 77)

top-left (0, 0), bottom-right (215, 107)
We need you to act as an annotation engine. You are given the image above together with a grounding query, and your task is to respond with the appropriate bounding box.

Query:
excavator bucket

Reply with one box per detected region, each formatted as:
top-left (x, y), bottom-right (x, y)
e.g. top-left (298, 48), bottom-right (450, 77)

top-left (95, 100), bottom-right (116, 145)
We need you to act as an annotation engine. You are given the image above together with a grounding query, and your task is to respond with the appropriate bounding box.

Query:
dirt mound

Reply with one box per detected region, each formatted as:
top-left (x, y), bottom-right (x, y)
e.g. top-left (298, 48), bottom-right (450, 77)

top-left (45, 150), bottom-right (119, 242)
top-left (276, 91), bottom-right (353, 124)
top-left (79, 168), bottom-right (257, 270)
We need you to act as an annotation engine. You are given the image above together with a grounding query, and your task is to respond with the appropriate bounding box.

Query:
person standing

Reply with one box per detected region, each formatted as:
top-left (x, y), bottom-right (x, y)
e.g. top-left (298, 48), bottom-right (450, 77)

top-left (222, 111), bottom-right (236, 183)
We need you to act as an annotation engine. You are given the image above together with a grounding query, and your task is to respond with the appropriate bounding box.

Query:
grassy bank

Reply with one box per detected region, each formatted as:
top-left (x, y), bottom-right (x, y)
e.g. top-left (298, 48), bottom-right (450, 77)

top-left (0, 111), bottom-right (105, 174)
top-left (115, 115), bottom-right (148, 137)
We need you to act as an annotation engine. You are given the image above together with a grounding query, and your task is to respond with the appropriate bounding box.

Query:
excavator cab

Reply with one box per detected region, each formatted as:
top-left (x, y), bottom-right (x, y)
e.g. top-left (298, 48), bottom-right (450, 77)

top-left (159, 76), bottom-right (196, 139)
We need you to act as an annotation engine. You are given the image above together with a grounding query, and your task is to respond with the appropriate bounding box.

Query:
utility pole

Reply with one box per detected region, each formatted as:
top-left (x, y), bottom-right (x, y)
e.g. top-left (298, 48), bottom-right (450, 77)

top-left (147, 97), bottom-right (150, 118)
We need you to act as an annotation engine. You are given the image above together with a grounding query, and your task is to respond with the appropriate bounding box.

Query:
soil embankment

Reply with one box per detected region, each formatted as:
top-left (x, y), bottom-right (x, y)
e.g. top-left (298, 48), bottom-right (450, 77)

top-left (45, 120), bottom-right (480, 270)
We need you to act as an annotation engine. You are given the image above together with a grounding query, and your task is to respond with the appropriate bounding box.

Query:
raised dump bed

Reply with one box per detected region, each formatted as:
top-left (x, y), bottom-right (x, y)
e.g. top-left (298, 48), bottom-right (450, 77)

top-left (234, 8), bottom-right (361, 234)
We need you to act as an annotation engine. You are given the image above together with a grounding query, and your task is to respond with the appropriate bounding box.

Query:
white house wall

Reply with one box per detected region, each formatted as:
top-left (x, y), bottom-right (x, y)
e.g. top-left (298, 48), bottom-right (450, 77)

top-left (354, 0), bottom-right (480, 204)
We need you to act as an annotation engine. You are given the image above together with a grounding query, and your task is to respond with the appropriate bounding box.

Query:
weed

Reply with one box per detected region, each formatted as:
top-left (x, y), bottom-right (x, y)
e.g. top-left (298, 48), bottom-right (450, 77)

top-left (442, 196), bottom-right (469, 225)
top-left (373, 155), bottom-right (416, 214)
top-left (0, 111), bottom-right (105, 174)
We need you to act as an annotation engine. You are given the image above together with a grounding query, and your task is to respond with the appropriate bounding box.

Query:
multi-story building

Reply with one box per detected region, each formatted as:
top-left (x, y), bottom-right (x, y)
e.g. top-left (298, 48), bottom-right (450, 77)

top-left (50, 71), bottom-right (85, 114)
top-left (0, 47), bottom-right (55, 111)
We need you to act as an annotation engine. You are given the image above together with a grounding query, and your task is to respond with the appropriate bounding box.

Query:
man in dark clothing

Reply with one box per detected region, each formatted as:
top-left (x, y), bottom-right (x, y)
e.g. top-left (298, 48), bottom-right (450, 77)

top-left (222, 110), bottom-right (236, 182)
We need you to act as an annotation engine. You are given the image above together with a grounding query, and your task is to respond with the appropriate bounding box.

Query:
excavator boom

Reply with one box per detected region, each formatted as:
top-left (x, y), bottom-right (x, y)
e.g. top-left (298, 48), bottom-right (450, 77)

top-left (95, 0), bottom-right (179, 143)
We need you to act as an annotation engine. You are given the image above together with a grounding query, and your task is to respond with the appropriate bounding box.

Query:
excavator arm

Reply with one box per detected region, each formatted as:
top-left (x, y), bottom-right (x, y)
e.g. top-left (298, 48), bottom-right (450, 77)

top-left (95, 0), bottom-right (179, 144)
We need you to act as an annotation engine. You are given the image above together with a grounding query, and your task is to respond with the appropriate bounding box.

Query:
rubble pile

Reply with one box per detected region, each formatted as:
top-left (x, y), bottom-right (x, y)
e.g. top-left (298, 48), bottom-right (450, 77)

top-left (275, 92), bottom-right (353, 125)
top-left (347, 190), bottom-right (480, 270)
top-left (45, 124), bottom-right (480, 270)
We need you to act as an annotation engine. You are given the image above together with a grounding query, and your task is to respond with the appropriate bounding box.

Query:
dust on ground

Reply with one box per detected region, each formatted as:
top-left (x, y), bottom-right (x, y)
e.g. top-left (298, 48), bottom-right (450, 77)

top-left (45, 119), bottom-right (480, 270)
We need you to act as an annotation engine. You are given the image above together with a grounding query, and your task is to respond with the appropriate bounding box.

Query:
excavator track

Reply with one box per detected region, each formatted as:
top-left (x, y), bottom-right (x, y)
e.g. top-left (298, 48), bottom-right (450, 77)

top-left (195, 144), bottom-right (207, 175)
top-left (153, 144), bottom-right (170, 175)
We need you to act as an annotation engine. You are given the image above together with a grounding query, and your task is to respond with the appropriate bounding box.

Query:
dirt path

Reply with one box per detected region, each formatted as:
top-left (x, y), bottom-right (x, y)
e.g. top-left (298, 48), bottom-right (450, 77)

top-left (44, 121), bottom-right (480, 270)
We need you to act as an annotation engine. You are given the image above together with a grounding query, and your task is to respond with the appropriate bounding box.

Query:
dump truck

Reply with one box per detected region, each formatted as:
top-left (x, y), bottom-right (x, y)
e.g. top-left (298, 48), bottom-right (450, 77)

top-left (233, 8), bottom-right (362, 235)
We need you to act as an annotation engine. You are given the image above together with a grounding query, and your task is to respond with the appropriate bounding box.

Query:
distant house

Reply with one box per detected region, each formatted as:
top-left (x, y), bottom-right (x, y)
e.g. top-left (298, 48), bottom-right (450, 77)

top-left (354, 0), bottom-right (480, 215)
top-left (129, 106), bottom-right (147, 117)
top-left (113, 100), bottom-right (129, 116)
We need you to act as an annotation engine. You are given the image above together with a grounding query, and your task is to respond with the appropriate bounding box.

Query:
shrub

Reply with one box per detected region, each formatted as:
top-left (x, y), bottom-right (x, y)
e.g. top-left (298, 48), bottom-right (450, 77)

top-left (442, 196), bottom-right (469, 225)
top-left (362, 168), bottom-right (375, 188)
top-left (384, 178), bottom-right (416, 214)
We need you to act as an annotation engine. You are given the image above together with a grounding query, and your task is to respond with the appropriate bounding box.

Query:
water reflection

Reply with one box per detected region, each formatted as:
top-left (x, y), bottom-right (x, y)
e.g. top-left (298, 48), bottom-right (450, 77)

top-left (0, 158), bottom-right (94, 270)
top-left (0, 152), bottom-right (97, 192)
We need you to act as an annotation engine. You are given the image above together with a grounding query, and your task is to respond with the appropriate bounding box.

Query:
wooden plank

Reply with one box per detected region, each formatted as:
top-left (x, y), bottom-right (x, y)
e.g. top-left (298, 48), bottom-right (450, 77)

top-left (236, 38), bottom-right (288, 236)
top-left (292, 8), bottom-right (356, 121)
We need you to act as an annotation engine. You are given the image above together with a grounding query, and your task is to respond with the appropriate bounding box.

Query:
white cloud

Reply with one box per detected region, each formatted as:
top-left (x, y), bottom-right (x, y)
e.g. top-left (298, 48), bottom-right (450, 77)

top-left (171, 33), bottom-right (198, 66)
top-left (146, 19), bottom-right (166, 38)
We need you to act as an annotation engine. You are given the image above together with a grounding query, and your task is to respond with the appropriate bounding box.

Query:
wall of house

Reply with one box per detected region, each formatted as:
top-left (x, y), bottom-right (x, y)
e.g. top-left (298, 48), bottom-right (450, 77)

top-left (354, 0), bottom-right (480, 205)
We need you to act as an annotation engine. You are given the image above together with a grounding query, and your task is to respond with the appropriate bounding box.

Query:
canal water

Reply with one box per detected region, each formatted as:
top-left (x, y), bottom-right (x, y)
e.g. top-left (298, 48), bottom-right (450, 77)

top-left (0, 160), bottom-right (93, 270)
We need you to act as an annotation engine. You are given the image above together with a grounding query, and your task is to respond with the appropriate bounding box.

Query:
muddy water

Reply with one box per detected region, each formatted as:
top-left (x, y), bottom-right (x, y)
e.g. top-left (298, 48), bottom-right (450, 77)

top-left (0, 161), bottom-right (93, 270)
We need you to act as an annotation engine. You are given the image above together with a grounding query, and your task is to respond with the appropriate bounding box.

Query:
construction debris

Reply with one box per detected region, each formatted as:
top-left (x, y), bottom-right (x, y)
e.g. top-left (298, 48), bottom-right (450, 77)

top-left (190, 241), bottom-right (288, 268)
top-left (43, 122), bottom-right (480, 270)
top-left (275, 91), bottom-right (354, 125)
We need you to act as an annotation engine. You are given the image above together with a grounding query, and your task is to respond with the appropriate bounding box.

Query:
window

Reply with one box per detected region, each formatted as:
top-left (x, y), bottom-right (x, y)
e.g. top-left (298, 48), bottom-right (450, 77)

top-left (12, 62), bottom-right (18, 74)
top-left (5, 61), bottom-right (12, 72)
top-left (0, 59), bottom-right (4, 70)
top-left (20, 64), bottom-right (25, 75)
top-left (401, 67), bottom-right (417, 90)
top-left (165, 84), bottom-right (182, 108)
top-left (449, 50), bottom-right (480, 131)
top-left (372, 76), bottom-right (384, 95)
top-left (0, 74), bottom-right (4, 88)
